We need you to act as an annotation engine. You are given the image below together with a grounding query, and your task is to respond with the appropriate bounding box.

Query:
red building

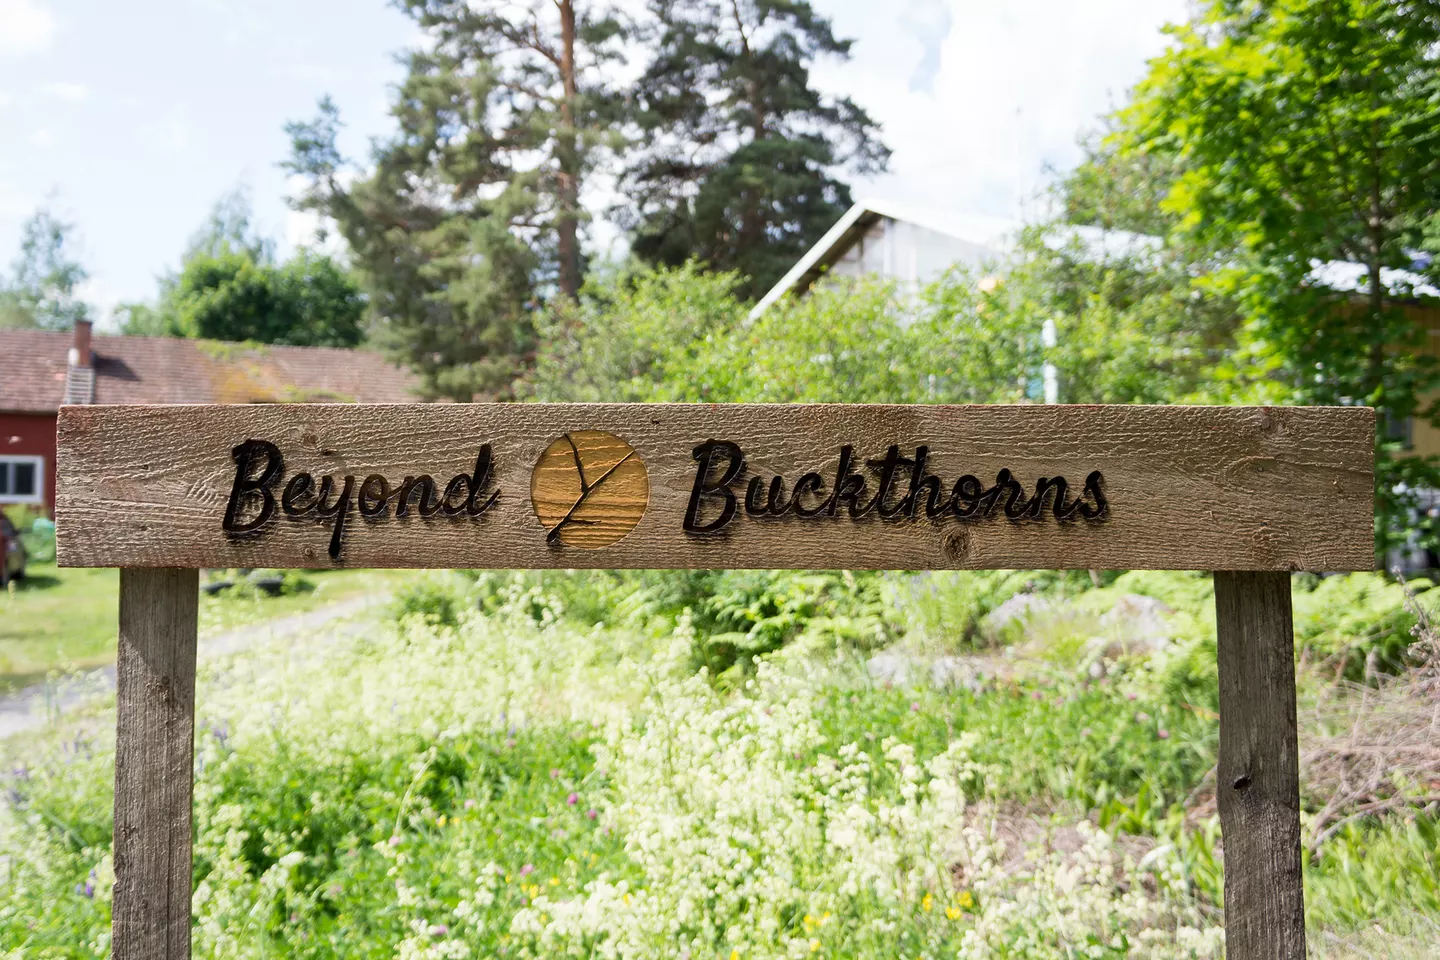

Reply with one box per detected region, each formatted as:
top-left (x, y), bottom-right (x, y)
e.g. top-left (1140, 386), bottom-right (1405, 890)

top-left (0, 321), bottom-right (419, 515)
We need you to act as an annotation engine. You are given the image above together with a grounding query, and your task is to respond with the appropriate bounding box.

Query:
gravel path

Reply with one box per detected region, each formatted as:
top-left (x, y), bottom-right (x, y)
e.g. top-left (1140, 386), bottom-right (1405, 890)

top-left (0, 594), bottom-right (385, 742)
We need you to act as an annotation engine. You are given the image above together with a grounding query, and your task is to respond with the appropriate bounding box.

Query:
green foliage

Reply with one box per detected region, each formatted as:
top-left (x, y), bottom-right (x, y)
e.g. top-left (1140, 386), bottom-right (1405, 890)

top-left (1305, 814), bottom-right (1440, 930)
top-left (0, 207), bottom-right (89, 331)
top-left (166, 250), bottom-right (366, 347)
top-left (119, 191), bottom-right (367, 348)
top-left (1292, 573), bottom-right (1435, 680)
top-left (205, 570), bottom-right (317, 601)
top-left (1117, 0), bottom-right (1440, 553)
top-left (390, 575), bottom-right (467, 628)
top-left (2, 505), bottom-right (55, 564)
top-left (286, 0), bottom-right (631, 398)
top-left (621, 0), bottom-right (888, 299)
top-left (530, 257), bottom-right (1239, 410)
top-left (526, 262), bottom-right (746, 401)
top-left (886, 570), bottom-right (1064, 652)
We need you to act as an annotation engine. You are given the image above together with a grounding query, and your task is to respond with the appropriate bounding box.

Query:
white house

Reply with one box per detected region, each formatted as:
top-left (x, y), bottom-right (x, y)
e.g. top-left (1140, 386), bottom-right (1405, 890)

top-left (751, 197), bottom-right (1165, 320)
top-left (750, 199), bottom-right (1017, 318)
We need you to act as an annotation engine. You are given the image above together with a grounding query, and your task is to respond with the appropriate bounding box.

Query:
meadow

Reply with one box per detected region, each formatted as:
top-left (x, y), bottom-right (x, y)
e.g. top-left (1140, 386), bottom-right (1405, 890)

top-left (3, 567), bottom-right (1437, 958)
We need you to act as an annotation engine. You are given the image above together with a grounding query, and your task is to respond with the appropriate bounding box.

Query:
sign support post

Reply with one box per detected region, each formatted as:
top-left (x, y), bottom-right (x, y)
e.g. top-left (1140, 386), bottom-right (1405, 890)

top-left (1215, 571), bottom-right (1306, 956)
top-left (52, 402), bottom-right (1374, 960)
top-left (113, 567), bottom-right (199, 960)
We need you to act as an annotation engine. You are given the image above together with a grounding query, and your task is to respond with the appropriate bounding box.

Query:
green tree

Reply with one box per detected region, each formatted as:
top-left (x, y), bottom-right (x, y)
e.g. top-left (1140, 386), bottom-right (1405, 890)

top-left (162, 250), bottom-right (365, 347)
top-left (1, 208), bottom-right (89, 330)
top-left (119, 192), bottom-right (365, 348)
top-left (620, 0), bottom-right (889, 300)
top-left (527, 262), bottom-right (745, 401)
top-left (286, 1), bottom-right (629, 399)
top-left (1119, 0), bottom-right (1440, 554)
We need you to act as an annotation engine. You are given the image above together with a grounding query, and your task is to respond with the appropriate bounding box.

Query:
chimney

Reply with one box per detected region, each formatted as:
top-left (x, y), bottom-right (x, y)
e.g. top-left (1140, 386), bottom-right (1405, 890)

top-left (68, 319), bottom-right (93, 368)
top-left (64, 319), bottom-right (96, 405)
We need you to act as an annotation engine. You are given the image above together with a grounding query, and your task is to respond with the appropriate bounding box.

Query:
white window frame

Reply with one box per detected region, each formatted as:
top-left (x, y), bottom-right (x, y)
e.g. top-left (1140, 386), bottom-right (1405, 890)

top-left (0, 454), bottom-right (45, 505)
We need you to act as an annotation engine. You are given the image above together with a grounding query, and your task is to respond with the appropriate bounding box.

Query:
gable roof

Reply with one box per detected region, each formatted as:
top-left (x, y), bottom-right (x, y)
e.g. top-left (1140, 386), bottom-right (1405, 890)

top-left (753, 197), bottom-right (1440, 316)
top-left (0, 330), bottom-right (420, 415)
top-left (750, 198), bottom-right (1018, 317)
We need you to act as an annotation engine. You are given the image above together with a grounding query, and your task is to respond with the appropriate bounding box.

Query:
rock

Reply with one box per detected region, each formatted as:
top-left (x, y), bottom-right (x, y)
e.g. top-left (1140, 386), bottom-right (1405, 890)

top-left (982, 593), bottom-right (1054, 639)
top-left (867, 651), bottom-right (916, 686)
top-left (930, 656), bottom-right (989, 692)
top-left (1091, 594), bottom-right (1174, 658)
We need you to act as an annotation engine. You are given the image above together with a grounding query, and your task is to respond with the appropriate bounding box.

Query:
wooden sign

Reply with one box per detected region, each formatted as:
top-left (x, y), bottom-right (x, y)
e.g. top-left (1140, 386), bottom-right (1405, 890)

top-left (56, 402), bottom-right (1373, 571)
top-left (56, 400), bottom-right (1373, 960)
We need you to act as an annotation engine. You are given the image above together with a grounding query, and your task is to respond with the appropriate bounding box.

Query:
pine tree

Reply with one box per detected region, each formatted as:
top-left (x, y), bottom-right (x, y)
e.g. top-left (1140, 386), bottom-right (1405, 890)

top-left (620, 0), bottom-right (889, 300)
top-left (285, 1), bottom-right (627, 400)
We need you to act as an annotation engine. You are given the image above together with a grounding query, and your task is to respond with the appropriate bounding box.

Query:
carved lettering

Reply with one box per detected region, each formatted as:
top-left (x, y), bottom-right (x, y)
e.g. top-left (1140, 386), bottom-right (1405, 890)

top-left (221, 441), bottom-right (501, 559)
top-left (682, 440), bottom-right (1109, 536)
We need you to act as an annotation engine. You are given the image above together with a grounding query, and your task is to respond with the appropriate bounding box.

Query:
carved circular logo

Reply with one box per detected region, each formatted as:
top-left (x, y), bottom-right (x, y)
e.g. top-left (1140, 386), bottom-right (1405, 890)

top-left (530, 430), bottom-right (649, 548)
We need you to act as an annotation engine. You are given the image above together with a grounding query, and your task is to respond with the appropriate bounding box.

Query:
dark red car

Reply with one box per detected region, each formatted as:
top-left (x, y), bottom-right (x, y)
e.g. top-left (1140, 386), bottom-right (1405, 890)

top-left (0, 513), bottom-right (26, 585)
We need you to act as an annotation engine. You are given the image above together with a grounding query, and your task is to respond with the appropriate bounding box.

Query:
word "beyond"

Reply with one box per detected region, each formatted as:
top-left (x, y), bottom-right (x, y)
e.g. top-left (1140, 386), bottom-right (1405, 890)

top-left (221, 440), bottom-right (500, 559)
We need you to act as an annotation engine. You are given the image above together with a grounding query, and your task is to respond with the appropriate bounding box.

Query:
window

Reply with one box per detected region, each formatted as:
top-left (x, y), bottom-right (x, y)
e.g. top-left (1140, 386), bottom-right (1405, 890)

top-left (0, 455), bottom-right (44, 505)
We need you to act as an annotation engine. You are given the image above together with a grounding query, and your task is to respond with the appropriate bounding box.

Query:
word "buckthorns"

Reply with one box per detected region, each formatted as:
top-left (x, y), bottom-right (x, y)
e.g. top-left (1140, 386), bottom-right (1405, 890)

top-left (683, 441), bottom-right (1107, 533)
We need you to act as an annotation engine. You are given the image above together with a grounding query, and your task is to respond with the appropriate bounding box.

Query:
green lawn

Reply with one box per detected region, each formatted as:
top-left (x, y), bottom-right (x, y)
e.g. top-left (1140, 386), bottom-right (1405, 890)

top-left (0, 563), bottom-right (414, 692)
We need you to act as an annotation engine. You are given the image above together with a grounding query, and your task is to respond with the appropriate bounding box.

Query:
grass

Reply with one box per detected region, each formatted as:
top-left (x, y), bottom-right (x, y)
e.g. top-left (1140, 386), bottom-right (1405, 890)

top-left (0, 562), bottom-right (415, 692)
top-left (3, 569), bottom-right (1438, 957)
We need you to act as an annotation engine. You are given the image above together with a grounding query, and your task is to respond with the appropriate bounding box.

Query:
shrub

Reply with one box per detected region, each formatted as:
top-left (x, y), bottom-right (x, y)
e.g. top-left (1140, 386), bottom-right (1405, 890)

top-left (390, 575), bottom-right (467, 627)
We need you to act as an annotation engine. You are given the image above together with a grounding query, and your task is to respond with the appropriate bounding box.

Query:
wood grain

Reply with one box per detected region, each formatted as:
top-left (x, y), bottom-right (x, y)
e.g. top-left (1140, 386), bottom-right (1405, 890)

top-left (531, 430), bottom-right (649, 548)
top-left (1215, 571), bottom-right (1306, 959)
top-left (55, 403), bottom-right (1373, 571)
top-left (113, 567), bottom-right (199, 960)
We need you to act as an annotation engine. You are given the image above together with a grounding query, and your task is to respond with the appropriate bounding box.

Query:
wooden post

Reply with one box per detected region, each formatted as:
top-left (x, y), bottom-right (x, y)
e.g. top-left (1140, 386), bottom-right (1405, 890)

top-left (1214, 571), bottom-right (1305, 958)
top-left (113, 567), bottom-right (199, 960)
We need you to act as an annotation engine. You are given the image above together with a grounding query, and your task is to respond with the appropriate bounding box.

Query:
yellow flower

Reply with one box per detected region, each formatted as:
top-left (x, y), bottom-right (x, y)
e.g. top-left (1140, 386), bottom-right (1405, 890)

top-left (922, 893), bottom-right (933, 912)
top-left (730, 952), bottom-right (739, 960)
top-left (436, 815), bottom-right (447, 827)
top-left (549, 877), bottom-right (560, 887)
top-left (809, 940), bottom-right (821, 953)
top-left (956, 890), bottom-right (974, 909)
top-left (945, 906), bottom-right (961, 920)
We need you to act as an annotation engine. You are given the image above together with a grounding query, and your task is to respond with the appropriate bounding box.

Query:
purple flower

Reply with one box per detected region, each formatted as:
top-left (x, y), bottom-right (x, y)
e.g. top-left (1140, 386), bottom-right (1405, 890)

top-left (550, 768), bottom-right (561, 779)
top-left (1157, 728), bottom-right (1171, 740)
top-left (429, 924), bottom-right (448, 937)
top-left (464, 799), bottom-right (477, 810)
top-left (567, 792), bottom-right (579, 806)
top-left (587, 809), bottom-right (598, 821)
top-left (910, 702), bottom-right (921, 712)
top-left (520, 863), bottom-right (534, 876)
top-left (1135, 712), bottom-right (1150, 723)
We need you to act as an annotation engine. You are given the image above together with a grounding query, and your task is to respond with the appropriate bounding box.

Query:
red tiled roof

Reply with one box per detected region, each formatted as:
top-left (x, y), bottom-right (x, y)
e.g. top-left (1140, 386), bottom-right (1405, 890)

top-left (0, 330), bottom-right (420, 414)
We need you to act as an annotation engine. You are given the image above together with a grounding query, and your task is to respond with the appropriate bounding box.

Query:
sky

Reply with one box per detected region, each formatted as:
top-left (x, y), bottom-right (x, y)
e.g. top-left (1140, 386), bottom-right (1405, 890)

top-left (0, 0), bottom-right (1189, 326)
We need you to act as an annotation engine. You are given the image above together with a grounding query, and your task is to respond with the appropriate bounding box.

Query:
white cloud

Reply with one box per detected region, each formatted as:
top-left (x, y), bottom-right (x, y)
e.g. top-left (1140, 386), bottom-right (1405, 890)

top-left (27, 127), bottom-right (54, 147)
top-left (0, 0), bottom-right (56, 59)
top-left (817, 0), bottom-right (1189, 223)
top-left (42, 81), bottom-right (89, 102)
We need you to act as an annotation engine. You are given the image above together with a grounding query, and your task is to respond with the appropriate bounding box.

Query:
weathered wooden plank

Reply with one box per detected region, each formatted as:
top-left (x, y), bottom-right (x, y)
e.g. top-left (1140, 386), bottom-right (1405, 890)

top-left (56, 403), bottom-right (1373, 571)
top-left (1215, 571), bottom-right (1305, 959)
top-left (113, 567), bottom-right (199, 960)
